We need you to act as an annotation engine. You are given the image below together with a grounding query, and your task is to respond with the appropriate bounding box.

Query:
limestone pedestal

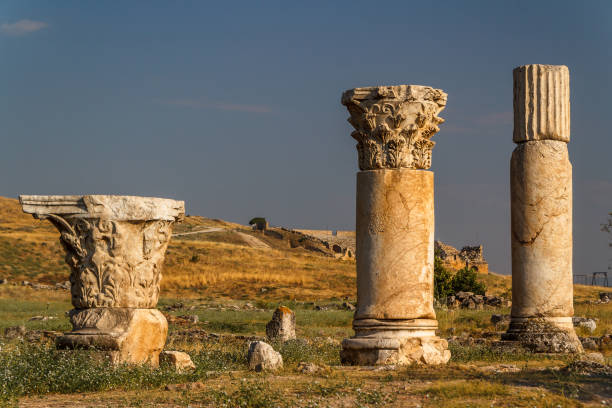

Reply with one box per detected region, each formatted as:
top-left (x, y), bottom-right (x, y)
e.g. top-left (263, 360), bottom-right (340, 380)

top-left (502, 64), bottom-right (582, 353)
top-left (57, 308), bottom-right (168, 365)
top-left (339, 85), bottom-right (450, 365)
top-left (20, 195), bottom-right (184, 365)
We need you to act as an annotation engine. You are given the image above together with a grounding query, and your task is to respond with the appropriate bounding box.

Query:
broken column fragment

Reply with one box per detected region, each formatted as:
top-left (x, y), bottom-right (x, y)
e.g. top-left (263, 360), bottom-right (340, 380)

top-left (20, 194), bottom-right (185, 365)
top-left (339, 85), bottom-right (451, 365)
top-left (502, 64), bottom-right (583, 353)
top-left (266, 306), bottom-right (296, 341)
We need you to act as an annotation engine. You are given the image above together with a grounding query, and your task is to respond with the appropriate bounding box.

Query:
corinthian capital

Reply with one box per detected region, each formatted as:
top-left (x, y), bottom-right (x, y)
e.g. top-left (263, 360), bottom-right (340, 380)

top-left (20, 195), bottom-right (184, 309)
top-left (341, 85), bottom-right (447, 170)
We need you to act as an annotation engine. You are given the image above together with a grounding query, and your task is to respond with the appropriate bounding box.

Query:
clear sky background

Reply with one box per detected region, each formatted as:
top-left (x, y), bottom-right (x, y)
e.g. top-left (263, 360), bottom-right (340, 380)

top-left (1, 1), bottom-right (610, 276)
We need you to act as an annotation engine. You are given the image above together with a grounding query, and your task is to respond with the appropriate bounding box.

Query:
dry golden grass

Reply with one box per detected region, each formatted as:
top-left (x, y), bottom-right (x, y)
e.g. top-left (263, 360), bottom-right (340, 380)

top-left (162, 238), bottom-right (356, 300)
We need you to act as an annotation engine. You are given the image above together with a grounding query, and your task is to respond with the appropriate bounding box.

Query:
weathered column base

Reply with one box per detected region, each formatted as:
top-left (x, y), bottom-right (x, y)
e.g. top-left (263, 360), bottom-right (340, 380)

top-left (340, 319), bottom-right (450, 366)
top-left (501, 317), bottom-right (583, 353)
top-left (56, 308), bottom-right (168, 366)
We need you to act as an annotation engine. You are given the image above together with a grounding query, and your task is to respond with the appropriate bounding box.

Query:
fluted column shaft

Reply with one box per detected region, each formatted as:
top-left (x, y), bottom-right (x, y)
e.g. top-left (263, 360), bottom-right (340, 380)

top-left (504, 64), bottom-right (582, 353)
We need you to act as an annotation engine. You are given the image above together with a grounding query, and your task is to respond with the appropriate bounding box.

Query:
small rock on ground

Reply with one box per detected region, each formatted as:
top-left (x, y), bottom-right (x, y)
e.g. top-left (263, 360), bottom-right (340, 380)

top-left (160, 351), bottom-right (196, 372)
top-left (165, 381), bottom-right (205, 391)
top-left (580, 352), bottom-right (606, 365)
top-left (248, 341), bottom-right (283, 372)
top-left (297, 361), bottom-right (330, 374)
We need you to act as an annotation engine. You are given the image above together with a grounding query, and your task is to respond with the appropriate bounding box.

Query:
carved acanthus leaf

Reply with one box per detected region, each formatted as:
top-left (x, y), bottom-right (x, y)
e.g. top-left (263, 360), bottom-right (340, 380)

top-left (43, 215), bottom-right (173, 309)
top-left (341, 85), bottom-right (447, 170)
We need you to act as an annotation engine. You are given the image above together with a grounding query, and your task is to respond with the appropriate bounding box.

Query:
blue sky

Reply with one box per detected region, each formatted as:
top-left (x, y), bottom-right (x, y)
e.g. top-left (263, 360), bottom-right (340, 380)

top-left (1, 1), bottom-right (610, 276)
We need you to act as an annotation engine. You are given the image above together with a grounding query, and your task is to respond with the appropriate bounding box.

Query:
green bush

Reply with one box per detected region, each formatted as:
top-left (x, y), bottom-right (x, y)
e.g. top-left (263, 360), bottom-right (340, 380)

top-left (451, 266), bottom-right (486, 295)
top-left (434, 256), bottom-right (454, 300)
top-left (434, 257), bottom-right (487, 300)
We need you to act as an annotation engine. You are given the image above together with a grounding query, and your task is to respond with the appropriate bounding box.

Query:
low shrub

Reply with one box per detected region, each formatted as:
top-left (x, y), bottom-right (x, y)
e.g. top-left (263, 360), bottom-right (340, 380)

top-left (434, 259), bottom-right (487, 300)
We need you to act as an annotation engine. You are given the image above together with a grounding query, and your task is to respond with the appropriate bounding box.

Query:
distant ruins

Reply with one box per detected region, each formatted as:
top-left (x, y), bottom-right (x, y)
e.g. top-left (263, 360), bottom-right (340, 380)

top-left (292, 231), bottom-right (487, 272)
top-left (293, 229), bottom-right (355, 259)
top-left (434, 241), bottom-right (489, 273)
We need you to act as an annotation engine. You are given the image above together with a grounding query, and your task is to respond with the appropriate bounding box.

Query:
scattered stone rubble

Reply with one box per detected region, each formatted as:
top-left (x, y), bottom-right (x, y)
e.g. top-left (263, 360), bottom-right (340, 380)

top-left (447, 292), bottom-right (510, 310)
top-left (0, 279), bottom-right (70, 291)
top-left (3, 325), bottom-right (62, 342)
top-left (297, 361), bottom-right (330, 374)
top-left (562, 359), bottom-right (612, 377)
top-left (572, 317), bottom-right (597, 333)
top-left (579, 334), bottom-right (612, 351)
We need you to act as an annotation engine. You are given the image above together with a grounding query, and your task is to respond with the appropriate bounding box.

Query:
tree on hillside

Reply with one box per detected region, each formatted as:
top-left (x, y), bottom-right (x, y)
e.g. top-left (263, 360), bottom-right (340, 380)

top-left (249, 217), bottom-right (268, 231)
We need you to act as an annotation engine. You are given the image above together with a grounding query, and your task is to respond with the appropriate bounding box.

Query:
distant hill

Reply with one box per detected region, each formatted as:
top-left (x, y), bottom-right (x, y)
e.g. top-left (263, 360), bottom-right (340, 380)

top-left (0, 197), bottom-right (356, 301)
top-left (0, 196), bottom-right (605, 302)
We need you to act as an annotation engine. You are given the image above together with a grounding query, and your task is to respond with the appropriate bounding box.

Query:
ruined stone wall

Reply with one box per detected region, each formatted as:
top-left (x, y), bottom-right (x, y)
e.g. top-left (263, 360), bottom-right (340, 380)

top-left (292, 229), bottom-right (355, 259)
top-left (434, 241), bottom-right (488, 273)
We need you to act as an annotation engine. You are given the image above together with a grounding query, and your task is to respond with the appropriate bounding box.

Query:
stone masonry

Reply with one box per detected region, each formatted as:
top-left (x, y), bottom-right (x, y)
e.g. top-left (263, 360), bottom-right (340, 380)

top-left (339, 85), bottom-right (451, 366)
top-left (20, 195), bottom-right (185, 365)
top-left (434, 241), bottom-right (489, 273)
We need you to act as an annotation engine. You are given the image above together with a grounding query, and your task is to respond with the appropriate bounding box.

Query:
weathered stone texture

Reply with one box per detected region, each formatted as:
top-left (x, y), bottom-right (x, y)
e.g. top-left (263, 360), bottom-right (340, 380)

top-left (341, 84), bottom-right (449, 366)
top-left (506, 64), bottom-right (582, 353)
top-left (266, 306), bottom-right (296, 341)
top-left (20, 194), bottom-right (184, 365)
top-left (510, 141), bottom-right (573, 318)
top-left (434, 241), bottom-right (489, 273)
top-left (57, 308), bottom-right (168, 365)
top-left (247, 341), bottom-right (283, 372)
top-left (513, 64), bottom-right (570, 143)
top-left (160, 351), bottom-right (196, 372)
top-left (20, 195), bottom-right (184, 309)
top-left (355, 169), bottom-right (435, 321)
top-left (342, 85), bottom-right (447, 171)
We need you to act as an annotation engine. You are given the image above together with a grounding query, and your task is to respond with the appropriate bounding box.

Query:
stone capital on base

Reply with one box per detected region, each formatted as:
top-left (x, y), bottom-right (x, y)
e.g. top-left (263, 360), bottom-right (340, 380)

top-left (20, 194), bottom-right (184, 366)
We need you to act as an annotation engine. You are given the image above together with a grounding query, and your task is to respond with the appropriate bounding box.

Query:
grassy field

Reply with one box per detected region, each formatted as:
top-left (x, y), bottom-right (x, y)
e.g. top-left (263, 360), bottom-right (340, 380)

top-left (0, 196), bottom-right (611, 407)
top-left (0, 285), bottom-right (610, 407)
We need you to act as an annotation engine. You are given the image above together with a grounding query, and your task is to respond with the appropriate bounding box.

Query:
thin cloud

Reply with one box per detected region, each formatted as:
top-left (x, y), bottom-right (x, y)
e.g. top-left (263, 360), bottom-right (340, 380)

top-left (442, 112), bottom-right (513, 135)
top-left (1, 19), bottom-right (48, 36)
top-left (476, 111), bottom-right (513, 126)
top-left (154, 98), bottom-right (272, 114)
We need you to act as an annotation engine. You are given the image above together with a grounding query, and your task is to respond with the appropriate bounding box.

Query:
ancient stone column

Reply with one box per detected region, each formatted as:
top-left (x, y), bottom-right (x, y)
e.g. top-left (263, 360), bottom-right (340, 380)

top-left (20, 195), bottom-right (185, 365)
top-left (502, 64), bottom-right (583, 353)
top-left (340, 85), bottom-right (451, 365)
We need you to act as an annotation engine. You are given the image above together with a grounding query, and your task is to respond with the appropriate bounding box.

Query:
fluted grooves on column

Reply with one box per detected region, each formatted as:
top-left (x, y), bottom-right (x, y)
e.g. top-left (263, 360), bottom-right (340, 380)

top-left (513, 64), bottom-right (570, 143)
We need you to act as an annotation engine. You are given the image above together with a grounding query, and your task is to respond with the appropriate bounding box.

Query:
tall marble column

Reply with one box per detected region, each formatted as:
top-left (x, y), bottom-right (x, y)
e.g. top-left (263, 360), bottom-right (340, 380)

top-left (20, 195), bottom-right (185, 365)
top-left (340, 85), bottom-right (451, 365)
top-left (502, 64), bottom-right (583, 353)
